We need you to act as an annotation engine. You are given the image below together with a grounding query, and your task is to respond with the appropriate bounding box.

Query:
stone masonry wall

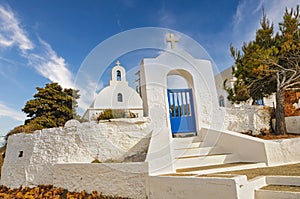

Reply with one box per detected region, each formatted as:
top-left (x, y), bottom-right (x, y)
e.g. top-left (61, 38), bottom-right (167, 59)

top-left (222, 105), bottom-right (272, 135)
top-left (1, 118), bottom-right (151, 188)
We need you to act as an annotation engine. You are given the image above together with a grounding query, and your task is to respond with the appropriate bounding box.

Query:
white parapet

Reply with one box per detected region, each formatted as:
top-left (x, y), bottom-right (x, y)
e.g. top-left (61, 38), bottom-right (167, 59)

top-left (53, 163), bottom-right (148, 199)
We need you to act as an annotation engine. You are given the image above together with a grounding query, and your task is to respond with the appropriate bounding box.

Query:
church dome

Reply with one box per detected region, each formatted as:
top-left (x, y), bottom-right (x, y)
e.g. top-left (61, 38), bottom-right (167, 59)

top-left (90, 61), bottom-right (143, 112)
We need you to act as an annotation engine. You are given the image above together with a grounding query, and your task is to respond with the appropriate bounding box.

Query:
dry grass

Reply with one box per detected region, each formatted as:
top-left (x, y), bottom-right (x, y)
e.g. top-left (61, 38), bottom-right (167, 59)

top-left (203, 163), bottom-right (300, 180)
top-left (160, 173), bottom-right (197, 177)
top-left (0, 185), bottom-right (130, 199)
top-left (256, 133), bottom-right (300, 140)
top-left (196, 174), bottom-right (238, 178)
top-left (261, 185), bottom-right (300, 192)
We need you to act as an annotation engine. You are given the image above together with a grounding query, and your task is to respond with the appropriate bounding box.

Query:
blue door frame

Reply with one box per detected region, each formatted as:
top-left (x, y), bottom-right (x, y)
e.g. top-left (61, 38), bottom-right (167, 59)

top-left (167, 89), bottom-right (196, 134)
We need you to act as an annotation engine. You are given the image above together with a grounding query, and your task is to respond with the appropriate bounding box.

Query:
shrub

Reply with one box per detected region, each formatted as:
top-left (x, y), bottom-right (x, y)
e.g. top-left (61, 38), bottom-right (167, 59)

top-left (91, 159), bottom-right (101, 163)
top-left (97, 109), bottom-right (136, 121)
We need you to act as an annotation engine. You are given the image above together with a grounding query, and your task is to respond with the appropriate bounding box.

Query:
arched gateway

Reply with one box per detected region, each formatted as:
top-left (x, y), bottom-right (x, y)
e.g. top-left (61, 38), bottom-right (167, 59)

top-left (167, 71), bottom-right (196, 135)
top-left (140, 33), bottom-right (219, 174)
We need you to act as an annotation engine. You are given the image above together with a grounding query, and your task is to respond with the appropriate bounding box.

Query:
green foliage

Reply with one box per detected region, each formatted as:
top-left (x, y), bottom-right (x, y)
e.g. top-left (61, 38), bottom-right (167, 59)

top-left (226, 5), bottom-right (300, 134)
top-left (7, 82), bottom-right (80, 137)
top-left (23, 83), bottom-right (80, 127)
top-left (97, 109), bottom-right (135, 121)
top-left (91, 159), bottom-right (101, 163)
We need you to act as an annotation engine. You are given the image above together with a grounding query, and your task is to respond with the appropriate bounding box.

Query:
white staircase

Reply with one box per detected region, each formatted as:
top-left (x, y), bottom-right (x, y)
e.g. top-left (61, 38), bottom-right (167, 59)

top-left (166, 136), bottom-right (266, 176)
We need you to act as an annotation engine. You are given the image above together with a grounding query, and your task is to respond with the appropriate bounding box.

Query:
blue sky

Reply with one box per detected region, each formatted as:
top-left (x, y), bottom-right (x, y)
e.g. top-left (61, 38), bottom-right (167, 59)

top-left (0, 0), bottom-right (299, 136)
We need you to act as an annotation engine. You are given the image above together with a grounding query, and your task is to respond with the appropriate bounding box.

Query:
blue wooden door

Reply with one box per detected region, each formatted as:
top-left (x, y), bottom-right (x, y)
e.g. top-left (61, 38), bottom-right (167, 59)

top-left (167, 89), bottom-right (196, 134)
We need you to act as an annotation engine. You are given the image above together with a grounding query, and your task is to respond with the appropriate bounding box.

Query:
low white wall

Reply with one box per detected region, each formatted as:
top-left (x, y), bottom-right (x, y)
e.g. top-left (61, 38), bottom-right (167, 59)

top-left (255, 189), bottom-right (300, 199)
top-left (266, 176), bottom-right (300, 186)
top-left (222, 106), bottom-right (271, 135)
top-left (237, 176), bottom-right (267, 199)
top-left (1, 118), bottom-right (151, 188)
top-left (201, 128), bottom-right (300, 167)
top-left (272, 116), bottom-right (300, 134)
top-left (54, 163), bottom-right (148, 199)
top-left (264, 138), bottom-right (300, 166)
top-left (201, 128), bottom-right (269, 163)
top-left (148, 176), bottom-right (239, 199)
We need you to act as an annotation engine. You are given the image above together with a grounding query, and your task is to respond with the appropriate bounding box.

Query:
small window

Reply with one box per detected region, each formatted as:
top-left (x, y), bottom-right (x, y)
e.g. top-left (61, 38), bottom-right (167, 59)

top-left (18, 151), bottom-right (23, 158)
top-left (219, 96), bottom-right (225, 107)
top-left (117, 93), bottom-right (123, 102)
top-left (255, 99), bottom-right (264, 106)
top-left (116, 70), bottom-right (121, 81)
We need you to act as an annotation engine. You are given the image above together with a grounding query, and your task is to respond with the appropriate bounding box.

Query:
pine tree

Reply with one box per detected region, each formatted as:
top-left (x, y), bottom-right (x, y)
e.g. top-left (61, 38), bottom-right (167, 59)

top-left (7, 82), bottom-right (80, 138)
top-left (22, 82), bottom-right (80, 128)
top-left (226, 6), bottom-right (300, 135)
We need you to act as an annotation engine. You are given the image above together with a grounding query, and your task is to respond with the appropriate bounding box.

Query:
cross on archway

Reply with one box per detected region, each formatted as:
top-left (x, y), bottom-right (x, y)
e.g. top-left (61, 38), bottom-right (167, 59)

top-left (166, 33), bottom-right (179, 49)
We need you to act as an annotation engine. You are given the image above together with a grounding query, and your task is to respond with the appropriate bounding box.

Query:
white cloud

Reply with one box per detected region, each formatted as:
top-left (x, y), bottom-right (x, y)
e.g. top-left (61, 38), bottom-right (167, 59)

top-left (263, 0), bottom-right (299, 32)
top-left (232, 0), bottom-right (262, 46)
top-left (0, 4), bottom-right (74, 89)
top-left (158, 9), bottom-right (177, 27)
top-left (26, 38), bottom-right (74, 89)
top-left (231, 0), bottom-right (299, 47)
top-left (233, 0), bottom-right (248, 27)
top-left (0, 5), bottom-right (34, 51)
top-left (0, 101), bottom-right (26, 121)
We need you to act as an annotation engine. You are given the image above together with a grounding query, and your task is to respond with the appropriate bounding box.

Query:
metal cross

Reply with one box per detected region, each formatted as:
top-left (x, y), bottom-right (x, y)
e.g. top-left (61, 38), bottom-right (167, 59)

top-left (166, 33), bottom-right (179, 49)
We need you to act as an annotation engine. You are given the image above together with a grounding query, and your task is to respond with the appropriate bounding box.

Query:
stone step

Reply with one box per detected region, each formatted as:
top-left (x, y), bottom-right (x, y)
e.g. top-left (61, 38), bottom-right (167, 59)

top-left (172, 146), bottom-right (221, 157)
top-left (256, 189), bottom-right (300, 199)
top-left (171, 141), bottom-right (204, 150)
top-left (176, 162), bottom-right (266, 175)
top-left (173, 153), bottom-right (235, 169)
top-left (171, 136), bottom-right (205, 149)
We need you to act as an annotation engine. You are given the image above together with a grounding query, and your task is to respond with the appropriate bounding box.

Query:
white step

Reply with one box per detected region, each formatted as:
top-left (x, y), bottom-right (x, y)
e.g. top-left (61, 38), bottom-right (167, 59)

top-left (173, 153), bottom-right (234, 169)
top-left (177, 162), bottom-right (266, 175)
top-left (172, 141), bottom-right (203, 150)
top-left (173, 146), bottom-right (220, 157)
top-left (256, 189), bottom-right (300, 199)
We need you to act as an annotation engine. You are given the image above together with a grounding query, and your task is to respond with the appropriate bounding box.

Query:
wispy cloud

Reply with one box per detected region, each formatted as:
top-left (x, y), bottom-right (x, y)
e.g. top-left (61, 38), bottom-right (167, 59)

top-left (0, 4), bottom-right (74, 89)
top-left (26, 38), bottom-right (74, 88)
top-left (263, 0), bottom-right (299, 32)
top-left (231, 0), bottom-right (299, 47)
top-left (158, 9), bottom-right (177, 27)
top-left (0, 4), bottom-right (34, 51)
top-left (232, 0), bottom-right (262, 46)
top-left (0, 101), bottom-right (25, 121)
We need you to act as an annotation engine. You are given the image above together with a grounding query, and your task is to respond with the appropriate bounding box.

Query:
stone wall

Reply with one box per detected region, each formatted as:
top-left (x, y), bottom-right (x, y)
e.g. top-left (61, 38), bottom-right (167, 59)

top-left (221, 106), bottom-right (272, 135)
top-left (272, 116), bottom-right (300, 134)
top-left (1, 118), bottom-right (151, 188)
top-left (54, 163), bottom-right (148, 199)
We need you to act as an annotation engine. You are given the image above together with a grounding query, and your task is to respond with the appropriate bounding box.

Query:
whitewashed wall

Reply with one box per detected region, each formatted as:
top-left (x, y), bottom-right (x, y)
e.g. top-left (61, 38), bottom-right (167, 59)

top-left (222, 106), bottom-right (271, 135)
top-left (265, 137), bottom-right (300, 166)
top-left (140, 48), bottom-right (220, 175)
top-left (54, 163), bottom-right (148, 199)
top-left (1, 118), bottom-right (151, 188)
top-left (148, 176), bottom-right (239, 199)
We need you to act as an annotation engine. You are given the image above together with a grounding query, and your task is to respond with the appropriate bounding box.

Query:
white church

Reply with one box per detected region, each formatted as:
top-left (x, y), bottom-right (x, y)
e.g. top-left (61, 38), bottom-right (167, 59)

top-left (83, 61), bottom-right (143, 121)
top-left (1, 32), bottom-right (300, 199)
